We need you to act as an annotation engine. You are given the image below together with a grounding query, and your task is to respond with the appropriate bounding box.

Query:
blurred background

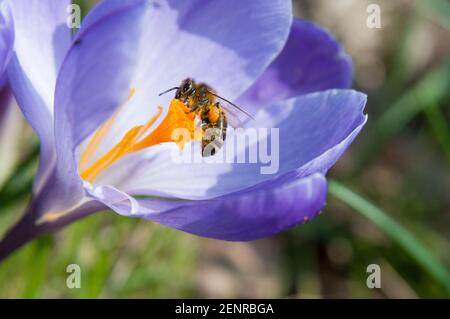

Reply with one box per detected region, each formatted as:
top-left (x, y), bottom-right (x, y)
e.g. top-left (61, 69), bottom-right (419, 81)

top-left (0, 0), bottom-right (449, 298)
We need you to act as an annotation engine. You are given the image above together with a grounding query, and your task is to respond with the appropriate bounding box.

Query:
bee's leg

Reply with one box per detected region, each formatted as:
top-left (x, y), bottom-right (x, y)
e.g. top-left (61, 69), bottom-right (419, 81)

top-left (201, 104), bottom-right (211, 118)
top-left (186, 104), bottom-right (200, 114)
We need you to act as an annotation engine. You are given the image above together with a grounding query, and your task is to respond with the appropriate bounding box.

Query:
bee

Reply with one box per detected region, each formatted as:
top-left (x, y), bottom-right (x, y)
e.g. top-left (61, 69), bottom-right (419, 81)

top-left (159, 78), bottom-right (253, 157)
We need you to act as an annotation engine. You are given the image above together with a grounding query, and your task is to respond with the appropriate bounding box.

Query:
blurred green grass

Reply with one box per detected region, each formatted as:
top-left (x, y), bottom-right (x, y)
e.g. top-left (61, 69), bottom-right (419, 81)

top-left (0, 211), bottom-right (198, 298)
top-left (0, 0), bottom-right (449, 298)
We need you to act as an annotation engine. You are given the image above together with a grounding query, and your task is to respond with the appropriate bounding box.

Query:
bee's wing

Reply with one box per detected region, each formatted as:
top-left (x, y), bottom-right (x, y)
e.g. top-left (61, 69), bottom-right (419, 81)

top-left (221, 104), bottom-right (251, 128)
top-left (210, 92), bottom-right (254, 128)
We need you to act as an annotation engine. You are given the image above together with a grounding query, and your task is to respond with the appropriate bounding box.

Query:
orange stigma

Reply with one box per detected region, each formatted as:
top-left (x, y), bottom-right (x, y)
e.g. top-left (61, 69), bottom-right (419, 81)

top-left (79, 89), bottom-right (198, 182)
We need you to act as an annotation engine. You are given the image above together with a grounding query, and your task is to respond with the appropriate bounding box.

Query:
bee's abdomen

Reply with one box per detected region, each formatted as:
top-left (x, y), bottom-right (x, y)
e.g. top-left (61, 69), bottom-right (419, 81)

top-left (201, 109), bottom-right (227, 157)
top-left (218, 110), bottom-right (227, 141)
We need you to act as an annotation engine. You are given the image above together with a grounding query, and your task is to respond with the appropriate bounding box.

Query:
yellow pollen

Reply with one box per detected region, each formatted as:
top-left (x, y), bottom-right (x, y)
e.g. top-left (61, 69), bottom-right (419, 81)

top-left (80, 93), bottom-right (197, 183)
top-left (79, 88), bottom-right (136, 171)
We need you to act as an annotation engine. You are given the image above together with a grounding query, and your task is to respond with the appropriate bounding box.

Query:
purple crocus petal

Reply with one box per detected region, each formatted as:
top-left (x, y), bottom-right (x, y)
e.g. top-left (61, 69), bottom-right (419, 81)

top-left (138, 0), bottom-right (292, 100)
top-left (84, 183), bottom-right (141, 217)
top-left (97, 0), bottom-right (292, 150)
top-left (6, 0), bottom-right (71, 191)
top-left (42, 0), bottom-right (150, 211)
top-left (89, 172), bottom-right (327, 241)
top-left (0, 1), bottom-right (13, 76)
top-left (253, 90), bottom-right (367, 176)
top-left (237, 18), bottom-right (353, 112)
top-left (96, 90), bottom-right (366, 200)
top-left (55, 0), bottom-right (149, 146)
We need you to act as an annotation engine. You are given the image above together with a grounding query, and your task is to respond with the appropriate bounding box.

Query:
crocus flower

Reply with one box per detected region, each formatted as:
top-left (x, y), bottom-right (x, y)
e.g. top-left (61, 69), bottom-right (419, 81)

top-left (0, 0), bottom-right (367, 260)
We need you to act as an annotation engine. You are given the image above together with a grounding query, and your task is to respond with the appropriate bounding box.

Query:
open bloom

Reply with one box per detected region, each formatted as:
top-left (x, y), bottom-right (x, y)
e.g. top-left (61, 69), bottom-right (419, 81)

top-left (0, 0), bottom-right (366, 257)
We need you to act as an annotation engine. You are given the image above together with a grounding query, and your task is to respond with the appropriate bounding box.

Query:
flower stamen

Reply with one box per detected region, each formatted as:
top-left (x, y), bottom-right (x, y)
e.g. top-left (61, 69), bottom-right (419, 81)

top-left (79, 88), bottom-right (136, 171)
top-left (79, 91), bottom-right (197, 183)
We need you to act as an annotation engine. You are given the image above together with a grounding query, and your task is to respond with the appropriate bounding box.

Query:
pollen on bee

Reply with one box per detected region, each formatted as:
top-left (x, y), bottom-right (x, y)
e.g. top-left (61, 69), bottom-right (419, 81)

top-left (79, 92), bottom-right (199, 183)
top-left (207, 104), bottom-right (221, 123)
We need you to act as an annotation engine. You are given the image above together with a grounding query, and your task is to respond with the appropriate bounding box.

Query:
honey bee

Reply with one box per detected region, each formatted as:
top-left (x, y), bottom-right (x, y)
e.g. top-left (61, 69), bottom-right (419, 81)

top-left (159, 78), bottom-right (253, 157)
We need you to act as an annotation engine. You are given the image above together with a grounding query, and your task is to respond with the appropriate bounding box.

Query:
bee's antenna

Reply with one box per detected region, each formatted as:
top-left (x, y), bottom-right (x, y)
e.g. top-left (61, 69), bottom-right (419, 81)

top-left (158, 87), bottom-right (179, 96)
top-left (208, 91), bottom-right (255, 120)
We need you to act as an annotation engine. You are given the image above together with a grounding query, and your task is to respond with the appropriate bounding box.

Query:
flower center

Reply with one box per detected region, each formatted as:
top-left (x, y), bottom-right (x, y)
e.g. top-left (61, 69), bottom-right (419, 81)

top-left (79, 88), bottom-right (198, 182)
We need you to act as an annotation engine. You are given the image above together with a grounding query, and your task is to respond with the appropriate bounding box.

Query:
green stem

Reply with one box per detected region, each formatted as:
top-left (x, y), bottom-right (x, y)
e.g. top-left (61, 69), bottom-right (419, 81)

top-left (0, 143), bottom-right (39, 208)
top-left (424, 102), bottom-right (450, 163)
top-left (418, 0), bottom-right (450, 32)
top-left (328, 180), bottom-right (450, 295)
top-left (357, 62), bottom-right (450, 170)
top-left (376, 63), bottom-right (450, 143)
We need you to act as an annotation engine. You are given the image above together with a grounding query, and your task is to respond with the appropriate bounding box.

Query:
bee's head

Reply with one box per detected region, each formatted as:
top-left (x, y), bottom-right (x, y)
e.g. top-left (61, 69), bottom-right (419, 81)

top-left (176, 78), bottom-right (195, 99)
